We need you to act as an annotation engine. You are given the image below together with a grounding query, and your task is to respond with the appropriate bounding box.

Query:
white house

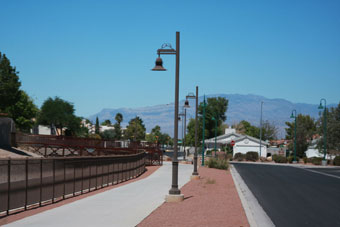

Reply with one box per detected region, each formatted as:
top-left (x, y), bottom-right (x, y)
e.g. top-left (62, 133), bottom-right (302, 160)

top-left (204, 127), bottom-right (269, 158)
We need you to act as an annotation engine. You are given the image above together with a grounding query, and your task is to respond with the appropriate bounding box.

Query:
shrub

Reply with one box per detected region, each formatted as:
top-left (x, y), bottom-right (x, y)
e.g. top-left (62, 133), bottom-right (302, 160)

top-left (311, 157), bottom-right (323, 165)
top-left (246, 152), bottom-right (259, 161)
top-left (234, 152), bottom-right (246, 161)
top-left (206, 157), bottom-right (229, 170)
top-left (333, 156), bottom-right (340, 166)
top-left (287, 156), bottom-right (300, 163)
top-left (273, 155), bottom-right (287, 163)
top-left (303, 157), bottom-right (308, 164)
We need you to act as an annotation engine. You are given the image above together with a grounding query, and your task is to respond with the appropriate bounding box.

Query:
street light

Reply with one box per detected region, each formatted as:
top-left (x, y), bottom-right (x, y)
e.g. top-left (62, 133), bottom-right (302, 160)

top-left (318, 98), bottom-right (327, 166)
top-left (211, 116), bottom-right (217, 158)
top-left (186, 87), bottom-right (199, 179)
top-left (290, 110), bottom-right (297, 163)
top-left (259, 101), bottom-right (264, 158)
top-left (201, 95), bottom-right (207, 166)
top-left (152, 31), bottom-right (183, 202)
top-left (179, 110), bottom-right (186, 160)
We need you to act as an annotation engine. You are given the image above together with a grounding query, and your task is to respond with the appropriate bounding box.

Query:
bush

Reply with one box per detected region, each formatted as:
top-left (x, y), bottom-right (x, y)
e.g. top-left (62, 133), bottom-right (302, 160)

top-left (234, 152), bottom-right (246, 161)
top-left (311, 157), bottom-right (323, 165)
top-left (273, 155), bottom-right (287, 163)
top-left (287, 156), bottom-right (300, 163)
top-left (303, 157), bottom-right (308, 164)
top-left (333, 156), bottom-right (340, 166)
top-left (246, 152), bottom-right (259, 162)
top-left (206, 157), bottom-right (229, 170)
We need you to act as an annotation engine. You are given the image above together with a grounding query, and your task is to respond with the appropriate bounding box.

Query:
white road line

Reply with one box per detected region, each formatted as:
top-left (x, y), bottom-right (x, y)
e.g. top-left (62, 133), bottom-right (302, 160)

top-left (230, 165), bottom-right (275, 227)
top-left (296, 167), bottom-right (340, 180)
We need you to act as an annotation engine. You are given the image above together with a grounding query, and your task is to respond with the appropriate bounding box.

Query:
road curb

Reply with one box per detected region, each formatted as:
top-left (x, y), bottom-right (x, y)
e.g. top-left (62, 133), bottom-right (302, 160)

top-left (230, 165), bottom-right (275, 227)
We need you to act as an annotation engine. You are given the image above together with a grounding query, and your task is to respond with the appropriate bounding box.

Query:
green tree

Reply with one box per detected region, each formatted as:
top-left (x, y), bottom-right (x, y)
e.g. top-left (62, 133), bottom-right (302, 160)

top-left (37, 97), bottom-right (78, 136)
top-left (0, 52), bottom-right (21, 112)
top-left (95, 117), bottom-right (100, 134)
top-left (146, 125), bottom-right (162, 143)
top-left (101, 119), bottom-right (111, 126)
top-left (285, 114), bottom-right (316, 157)
top-left (6, 90), bottom-right (38, 132)
top-left (317, 103), bottom-right (340, 156)
top-left (261, 120), bottom-right (278, 141)
top-left (235, 120), bottom-right (277, 140)
top-left (185, 97), bottom-right (228, 146)
top-left (100, 129), bottom-right (116, 140)
top-left (113, 113), bottom-right (123, 140)
top-left (125, 116), bottom-right (146, 142)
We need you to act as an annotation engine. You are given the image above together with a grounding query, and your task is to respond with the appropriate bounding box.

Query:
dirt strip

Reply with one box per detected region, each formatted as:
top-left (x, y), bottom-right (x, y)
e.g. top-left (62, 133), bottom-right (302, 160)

top-left (0, 165), bottom-right (160, 226)
top-left (138, 167), bottom-right (249, 227)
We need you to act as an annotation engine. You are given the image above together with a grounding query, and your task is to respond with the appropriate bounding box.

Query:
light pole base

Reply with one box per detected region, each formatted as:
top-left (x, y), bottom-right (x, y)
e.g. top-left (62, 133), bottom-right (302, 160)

top-left (165, 194), bottom-right (184, 203)
top-left (292, 161), bottom-right (298, 164)
top-left (322, 160), bottom-right (327, 166)
top-left (190, 175), bottom-right (200, 180)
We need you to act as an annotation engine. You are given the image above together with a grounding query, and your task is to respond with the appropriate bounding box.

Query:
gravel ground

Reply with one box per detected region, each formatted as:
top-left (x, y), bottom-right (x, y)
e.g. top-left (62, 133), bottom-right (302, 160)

top-left (138, 167), bottom-right (249, 227)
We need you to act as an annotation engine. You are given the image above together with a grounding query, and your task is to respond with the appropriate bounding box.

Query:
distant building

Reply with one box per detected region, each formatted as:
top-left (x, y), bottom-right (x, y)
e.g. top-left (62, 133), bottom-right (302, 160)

top-left (204, 127), bottom-right (269, 158)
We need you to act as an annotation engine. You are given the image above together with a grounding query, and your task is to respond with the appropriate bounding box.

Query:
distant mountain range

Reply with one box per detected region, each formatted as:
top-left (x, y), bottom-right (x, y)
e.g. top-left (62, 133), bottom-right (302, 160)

top-left (88, 94), bottom-right (336, 139)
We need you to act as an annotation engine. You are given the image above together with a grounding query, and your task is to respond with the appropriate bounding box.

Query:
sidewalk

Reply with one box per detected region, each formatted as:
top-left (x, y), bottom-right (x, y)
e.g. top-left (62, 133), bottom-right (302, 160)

top-left (4, 162), bottom-right (193, 227)
top-left (138, 166), bottom-right (249, 227)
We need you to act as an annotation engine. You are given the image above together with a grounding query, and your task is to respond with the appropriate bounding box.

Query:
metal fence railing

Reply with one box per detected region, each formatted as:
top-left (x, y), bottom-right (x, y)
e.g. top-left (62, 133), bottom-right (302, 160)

top-left (0, 152), bottom-right (146, 216)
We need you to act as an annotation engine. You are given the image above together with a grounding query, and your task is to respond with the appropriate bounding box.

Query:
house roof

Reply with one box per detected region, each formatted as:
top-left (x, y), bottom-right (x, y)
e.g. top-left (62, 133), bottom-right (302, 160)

top-left (204, 132), bottom-right (269, 146)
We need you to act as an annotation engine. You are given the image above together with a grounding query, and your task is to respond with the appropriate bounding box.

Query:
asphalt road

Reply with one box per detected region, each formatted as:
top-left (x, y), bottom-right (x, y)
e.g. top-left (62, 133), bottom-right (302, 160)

top-left (233, 163), bottom-right (340, 227)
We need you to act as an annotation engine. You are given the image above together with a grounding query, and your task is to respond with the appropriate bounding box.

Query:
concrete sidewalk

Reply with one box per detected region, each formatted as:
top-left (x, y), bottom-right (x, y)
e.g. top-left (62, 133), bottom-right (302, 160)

top-left (5, 162), bottom-right (193, 227)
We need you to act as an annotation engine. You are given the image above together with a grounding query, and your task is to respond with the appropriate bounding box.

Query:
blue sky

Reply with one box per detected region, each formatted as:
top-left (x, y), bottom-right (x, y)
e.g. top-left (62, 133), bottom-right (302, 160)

top-left (1, 0), bottom-right (339, 117)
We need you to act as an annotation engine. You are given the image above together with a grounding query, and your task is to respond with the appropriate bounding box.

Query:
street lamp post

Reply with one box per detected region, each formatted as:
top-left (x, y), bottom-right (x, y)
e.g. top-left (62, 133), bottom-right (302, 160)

top-left (211, 116), bottom-right (217, 158)
top-left (186, 87), bottom-right (199, 179)
top-left (259, 101), bottom-right (263, 158)
top-left (290, 110), bottom-right (297, 164)
top-left (201, 95), bottom-right (207, 166)
top-left (152, 31), bottom-right (183, 202)
top-left (318, 98), bottom-right (327, 166)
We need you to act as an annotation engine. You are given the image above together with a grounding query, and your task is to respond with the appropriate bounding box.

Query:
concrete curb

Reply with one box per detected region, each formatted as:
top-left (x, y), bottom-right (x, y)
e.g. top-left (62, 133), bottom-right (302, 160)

top-left (230, 165), bottom-right (275, 227)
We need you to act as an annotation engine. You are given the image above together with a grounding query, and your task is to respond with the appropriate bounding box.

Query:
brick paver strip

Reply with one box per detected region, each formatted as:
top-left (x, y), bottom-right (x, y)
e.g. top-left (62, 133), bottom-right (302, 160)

top-left (138, 167), bottom-right (249, 227)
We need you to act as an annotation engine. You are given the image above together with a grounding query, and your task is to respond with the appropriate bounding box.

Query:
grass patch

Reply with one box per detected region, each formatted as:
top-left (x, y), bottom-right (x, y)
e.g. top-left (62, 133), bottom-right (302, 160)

top-left (206, 157), bottom-right (229, 170)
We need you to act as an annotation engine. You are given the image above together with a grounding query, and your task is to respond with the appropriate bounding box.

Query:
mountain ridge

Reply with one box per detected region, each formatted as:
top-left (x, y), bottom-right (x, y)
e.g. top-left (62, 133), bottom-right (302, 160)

top-left (88, 94), bottom-right (337, 139)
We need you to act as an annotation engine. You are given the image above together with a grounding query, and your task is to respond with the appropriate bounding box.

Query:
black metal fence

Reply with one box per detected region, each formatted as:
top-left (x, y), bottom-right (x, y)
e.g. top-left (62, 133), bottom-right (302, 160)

top-left (0, 152), bottom-right (146, 216)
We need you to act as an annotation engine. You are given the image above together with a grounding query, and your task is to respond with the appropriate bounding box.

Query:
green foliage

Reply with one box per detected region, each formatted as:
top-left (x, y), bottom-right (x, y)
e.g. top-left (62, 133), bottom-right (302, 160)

top-left (6, 90), bottom-right (38, 132)
top-left (234, 120), bottom-right (277, 140)
top-left (234, 152), bottom-right (246, 161)
top-left (246, 152), bottom-right (259, 161)
top-left (0, 52), bottom-right (21, 112)
top-left (145, 125), bottom-right (170, 145)
top-left (311, 157), bottom-right (323, 165)
top-left (95, 117), bottom-right (100, 134)
top-left (185, 96), bottom-right (228, 146)
top-left (113, 113), bottom-right (123, 140)
top-left (206, 157), bottom-right (229, 170)
top-left (100, 129), bottom-right (116, 140)
top-left (37, 97), bottom-right (78, 136)
top-left (317, 103), bottom-right (340, 157)
top-left (287, 156), bottom-right (300, 163)
top-left (333, 156), bottom-right (340, 166)
top-left (101, 119), bottom-right (111, 126)
top-left (272, 154), bottom-right (287, 163)
top-left (125, 116), bottom-right (146, 142)
top-left (285, 114), bottom-right (316, 158)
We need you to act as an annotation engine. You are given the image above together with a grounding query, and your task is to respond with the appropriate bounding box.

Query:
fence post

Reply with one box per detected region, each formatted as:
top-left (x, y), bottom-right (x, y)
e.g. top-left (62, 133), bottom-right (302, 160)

top-left (89, 161), bottom-right (92, 191)
top-left (52, 159), bottom-right (55, 203)
top-left (81, 159), bottom-right (84, 194)
top-left (95, 159), bottom-right (98, 190)
top-left (25, 158), bottom-right (28, 210)
top-left (39, 158), bottom-right (43, 207)
top-left (73, 160), bottom-right (76, 196)
top-left (7, 158), bottom-right (11, 215)
top-left (63, 159), bottom-right (66, 199)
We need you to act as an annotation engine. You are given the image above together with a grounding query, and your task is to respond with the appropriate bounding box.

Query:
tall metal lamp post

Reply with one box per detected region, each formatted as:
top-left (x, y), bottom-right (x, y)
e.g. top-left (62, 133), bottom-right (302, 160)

top-left (290, 110), bottom-right (297, 164)
top-left (186, 87), bottom-right (200, 179)
top-left (211, 116), bottom-right (218, 158)
top-left (259, 101), bottom-right (264, 158)
top-left (318, 98), bottom-right (327, 166)
top-left (152, 31), bottom-right (183, 202)
top-left (201, 95), bottom-right (207, 166)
